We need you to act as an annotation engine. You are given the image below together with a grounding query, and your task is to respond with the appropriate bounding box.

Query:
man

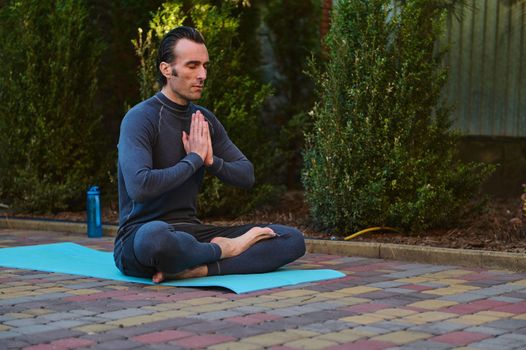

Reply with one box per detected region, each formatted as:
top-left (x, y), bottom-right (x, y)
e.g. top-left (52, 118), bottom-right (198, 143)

top-left (114, 26), bottom-right (305, 283)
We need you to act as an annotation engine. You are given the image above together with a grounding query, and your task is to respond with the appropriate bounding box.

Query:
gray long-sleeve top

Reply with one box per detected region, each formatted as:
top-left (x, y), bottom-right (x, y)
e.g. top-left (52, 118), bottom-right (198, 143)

top-left (116, 92), bottom-right (254, 242)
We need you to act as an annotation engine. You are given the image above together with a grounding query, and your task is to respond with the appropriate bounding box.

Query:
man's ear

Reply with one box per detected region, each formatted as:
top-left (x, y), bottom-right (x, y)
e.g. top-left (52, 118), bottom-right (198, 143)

top-left (159, 62), bottom-right (172, 80)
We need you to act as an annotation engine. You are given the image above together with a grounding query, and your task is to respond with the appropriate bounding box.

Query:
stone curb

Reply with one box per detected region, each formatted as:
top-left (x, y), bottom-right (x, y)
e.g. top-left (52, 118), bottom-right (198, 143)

top-left (1, 218), bottom-right (525, 272)
top-left (0, 218), bottom-right (118, 236)
top-left (306, 239), bottom-right (526, 272)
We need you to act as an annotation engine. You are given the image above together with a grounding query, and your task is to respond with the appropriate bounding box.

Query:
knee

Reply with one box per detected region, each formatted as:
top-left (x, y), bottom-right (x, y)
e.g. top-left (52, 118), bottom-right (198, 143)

top-left (268, 224), bottom-right (306, 259)
top-left (134, 221), bottom-right (174, 260)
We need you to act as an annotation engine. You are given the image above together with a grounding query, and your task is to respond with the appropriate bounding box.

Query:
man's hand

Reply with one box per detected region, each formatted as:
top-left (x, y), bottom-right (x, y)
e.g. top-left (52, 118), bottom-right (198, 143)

top-left (182, 111), bottom-right (209, 162)
top-left (204, 117), bottom-right (213, 167)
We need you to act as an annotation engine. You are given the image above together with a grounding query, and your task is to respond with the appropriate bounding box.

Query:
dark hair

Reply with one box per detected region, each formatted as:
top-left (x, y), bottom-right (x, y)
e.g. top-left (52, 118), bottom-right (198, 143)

top-left (156, 26), bottom-right (206, 86)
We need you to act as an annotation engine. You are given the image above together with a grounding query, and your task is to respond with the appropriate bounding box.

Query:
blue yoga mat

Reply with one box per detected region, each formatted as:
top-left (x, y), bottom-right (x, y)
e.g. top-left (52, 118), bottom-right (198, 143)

top-left (0, 243), bottom-right (345, 294)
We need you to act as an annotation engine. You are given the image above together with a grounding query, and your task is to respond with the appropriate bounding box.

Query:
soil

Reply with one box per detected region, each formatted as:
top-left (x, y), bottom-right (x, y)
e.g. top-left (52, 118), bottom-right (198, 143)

top-left (5, 191), bottom-right (526, 254)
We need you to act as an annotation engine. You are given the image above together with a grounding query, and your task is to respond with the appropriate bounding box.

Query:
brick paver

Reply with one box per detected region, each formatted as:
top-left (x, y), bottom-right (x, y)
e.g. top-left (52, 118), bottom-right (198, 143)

top-left (1, 228), bottom-right (526, 349)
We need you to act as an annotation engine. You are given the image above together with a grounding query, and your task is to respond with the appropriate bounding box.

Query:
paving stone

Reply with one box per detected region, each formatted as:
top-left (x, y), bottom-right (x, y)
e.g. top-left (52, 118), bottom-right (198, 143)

top-left (496, 333), bottom-right (526, 343)
top-left (39, 311), bottom-right (83, 321)
top-left (216, 325), bottom-right (269, 338)
top-left (395, 340), bottom-right (453, 349)
top-left (90, 339), bottom-right (142, 349)
top-left (431, 331), bottom-right (491, 346)
top-left (266, 306), bottom-right (312, 317)
top-left (284, 337), bottom-right (338, 349)
top-left (67, 281), bottom-right (120, 289)
top-left (468, 337), bottom-right (525, 350)
top-left (15, 329), bottom-right (85, 345)
top-left (439, 293), bottom-right (486, 303)
top-left (371, 330), bottom-right (432, 345)
top-left (366, 281), bottom-right (408, 289)
top-left (208, 341), bottom-right (262, 350)
top-left (16, 273), bottom-right (54, 280)
top-left (48, 337), bottom-right (95, 349)
top-left (326, 339), bottom-right (395, 350)
top-left (241, 331), bottom-right (306, 347)
top-left (357, 291), bottom-right (402, 299)
top-left (10, 324), bottom-right (64, 335)
top-left (473, 284), bottom-right (525, 296)
top-left (408, 322), bottom-right (468, 335)
top-left (0, 331), bottom-right (20, 340)
top-left (191, 310), bottom-right (243, 321)
top-left (80, 331), bottom-right (127, 343)
top-left (3, 317), bottom-right (44, 327)
top-left (407, 300), bottom-right (458, 310)
top-left (351, 325), bottom-right (391, 335)
top-left (301, 301), bottom-right (348, 311)
top-left (46, 319), bottom-right (90, 329)
top-left (463, 325), bottom-right (509, 336)
top-left (490, 296), bottom-right (525, 303)
top-left (484, 318), bottom-right (526, 331)
top-left (141, 344), bottom-right (186, 350)
top-left (302, 320), bottom-right (358, 334)
top-left (132, 330), bottom-right (193, 344)
top-left (387, 266), bottom-right (452, 279)
top-left (73, 323), bottom-right (118, 334)
top-left (97, 308), bottom-right (154, 320)
top-left (376, 297), bottom-right (416, 307)
top-left (231, 306), bottom-right (268, 314)
top-left (179, 319), bottom-right (239, 333)
top-left (372, 320), bottom-right (412, 332)
top-left (2, 339), bottom-right (31, 349)
top-left (173, 334), bottom-right (236, 349)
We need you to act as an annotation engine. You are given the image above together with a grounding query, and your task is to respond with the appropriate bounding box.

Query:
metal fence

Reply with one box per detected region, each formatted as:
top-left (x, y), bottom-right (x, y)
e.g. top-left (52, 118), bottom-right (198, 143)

top-left (445, 0), bottom-right (526, 137)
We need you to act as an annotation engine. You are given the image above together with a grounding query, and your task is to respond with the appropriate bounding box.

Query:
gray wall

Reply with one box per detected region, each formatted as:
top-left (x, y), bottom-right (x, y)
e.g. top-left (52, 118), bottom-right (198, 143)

top-left (445, 0), bottom-right (526, 137)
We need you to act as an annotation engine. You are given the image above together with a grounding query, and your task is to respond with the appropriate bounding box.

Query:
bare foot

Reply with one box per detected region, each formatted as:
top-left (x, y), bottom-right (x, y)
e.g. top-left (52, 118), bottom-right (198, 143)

top-left (152, 265), bottom-right (208, 283)
top-left (211, 226), bottom-right (276, 259)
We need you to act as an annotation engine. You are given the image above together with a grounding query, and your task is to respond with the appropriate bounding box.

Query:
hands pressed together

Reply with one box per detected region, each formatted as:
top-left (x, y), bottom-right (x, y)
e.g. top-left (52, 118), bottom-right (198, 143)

top-left (182, 110), bottom-right (213, 167)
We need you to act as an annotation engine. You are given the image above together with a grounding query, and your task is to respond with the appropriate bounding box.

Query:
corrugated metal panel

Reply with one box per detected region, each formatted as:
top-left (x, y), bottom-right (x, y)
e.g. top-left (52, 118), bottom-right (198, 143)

top-left (446, 0), bottom-right (526, 137)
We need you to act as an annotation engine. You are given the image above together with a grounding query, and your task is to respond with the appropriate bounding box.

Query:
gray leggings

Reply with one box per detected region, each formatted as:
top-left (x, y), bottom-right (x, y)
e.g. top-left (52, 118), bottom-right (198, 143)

top-left (113, 222), bottom-right (306, 278)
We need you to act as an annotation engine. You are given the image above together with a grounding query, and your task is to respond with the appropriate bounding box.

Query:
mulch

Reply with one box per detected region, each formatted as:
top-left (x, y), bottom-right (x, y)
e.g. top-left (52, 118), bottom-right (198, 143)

top-left (5, 191), bottom-right (526, 254)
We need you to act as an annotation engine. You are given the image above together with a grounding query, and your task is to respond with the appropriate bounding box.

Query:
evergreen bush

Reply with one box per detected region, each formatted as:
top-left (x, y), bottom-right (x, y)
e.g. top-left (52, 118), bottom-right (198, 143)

top-left (0, 0), bottom-right (108, 212)
top-left (133, 2), bottom-right (277, 217)
top-left (302, 0), bottom-right (494, 233)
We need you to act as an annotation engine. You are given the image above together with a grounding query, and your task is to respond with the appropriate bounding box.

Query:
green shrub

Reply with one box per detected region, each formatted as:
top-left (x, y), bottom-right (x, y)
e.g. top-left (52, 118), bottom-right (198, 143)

top-left (133, 2), bottom-right (277, 217)
top-left (302, 0), bottom-right (494, 233)
top-left (0, 0), bottom-right (107, 212)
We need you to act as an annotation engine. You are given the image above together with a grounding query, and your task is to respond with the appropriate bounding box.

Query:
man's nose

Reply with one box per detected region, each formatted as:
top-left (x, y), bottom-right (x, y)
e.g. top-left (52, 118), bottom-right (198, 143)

top-left (198, 66), bottom-right (207, 81)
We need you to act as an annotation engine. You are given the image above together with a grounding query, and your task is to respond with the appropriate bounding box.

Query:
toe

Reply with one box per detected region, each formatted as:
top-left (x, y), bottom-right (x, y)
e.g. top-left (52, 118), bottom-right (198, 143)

top-left (152, 272), bottom-right (164, 283)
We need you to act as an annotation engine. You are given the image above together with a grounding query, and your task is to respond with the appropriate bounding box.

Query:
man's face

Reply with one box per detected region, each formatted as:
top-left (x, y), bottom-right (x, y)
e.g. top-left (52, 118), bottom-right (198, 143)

top-left (163, 38), bottom-right (209, 105)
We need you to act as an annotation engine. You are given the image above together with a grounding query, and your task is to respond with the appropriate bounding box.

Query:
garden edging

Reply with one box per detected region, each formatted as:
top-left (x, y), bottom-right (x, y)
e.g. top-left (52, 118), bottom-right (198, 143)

top-left (2, 217), bottom-right (525, 272)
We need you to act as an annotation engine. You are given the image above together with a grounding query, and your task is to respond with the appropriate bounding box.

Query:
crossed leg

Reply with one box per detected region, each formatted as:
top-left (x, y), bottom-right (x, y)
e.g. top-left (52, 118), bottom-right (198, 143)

top-left (124, 221), bottom-right (305, 284)
top-left (152, 226), bottom-right (276, 282)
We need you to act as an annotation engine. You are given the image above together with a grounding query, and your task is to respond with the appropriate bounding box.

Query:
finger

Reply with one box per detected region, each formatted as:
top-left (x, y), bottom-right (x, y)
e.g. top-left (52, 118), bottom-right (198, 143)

top-left (191, 114), bottom-right (197, 137)
top-left (182, 132), bottom-right (189, 152)
top-left (199, 116), bottom-right (205, 138)
top-left (208, 127), bottom-right (212, 147)
top-left (196, 111), bottom-right (205, 132)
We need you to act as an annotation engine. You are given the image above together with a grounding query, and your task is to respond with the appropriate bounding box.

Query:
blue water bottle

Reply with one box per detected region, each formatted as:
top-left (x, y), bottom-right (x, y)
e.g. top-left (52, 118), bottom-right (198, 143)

top-left (87, 186), bottom-right (102, 238)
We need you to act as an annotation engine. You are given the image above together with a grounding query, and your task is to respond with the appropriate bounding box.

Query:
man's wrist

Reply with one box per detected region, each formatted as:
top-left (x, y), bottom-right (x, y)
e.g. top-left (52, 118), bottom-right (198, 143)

top-left (186, 152), bottom-right (205, 170)
top-left (207, 156), bottom-right (224, 173)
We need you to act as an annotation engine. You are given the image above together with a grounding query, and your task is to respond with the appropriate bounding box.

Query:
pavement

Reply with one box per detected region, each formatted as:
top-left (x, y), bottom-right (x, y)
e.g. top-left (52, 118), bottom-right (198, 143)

top-left (1, 228), bottom-right (526, 349)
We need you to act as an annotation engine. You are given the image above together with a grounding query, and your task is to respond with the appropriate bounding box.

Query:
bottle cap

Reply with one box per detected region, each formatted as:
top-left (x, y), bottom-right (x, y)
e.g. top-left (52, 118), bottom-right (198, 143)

top-left (87, 186), bottom-right (100, 194)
